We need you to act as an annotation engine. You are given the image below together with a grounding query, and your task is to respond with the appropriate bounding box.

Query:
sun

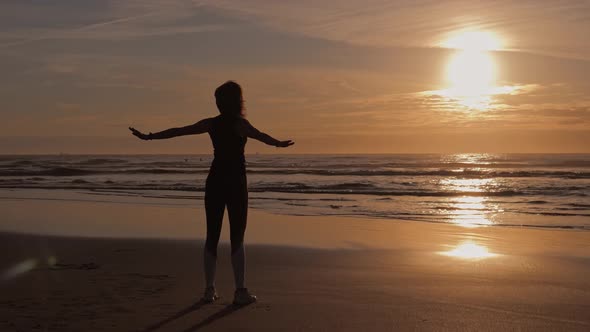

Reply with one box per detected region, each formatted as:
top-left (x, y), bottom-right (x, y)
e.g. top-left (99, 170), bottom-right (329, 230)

top-left (423, 30), bottom-right (516, 111)
top-left (438, 31), bottom-right (503, 109)
top-left (446, 50), bottom-right (495, 94)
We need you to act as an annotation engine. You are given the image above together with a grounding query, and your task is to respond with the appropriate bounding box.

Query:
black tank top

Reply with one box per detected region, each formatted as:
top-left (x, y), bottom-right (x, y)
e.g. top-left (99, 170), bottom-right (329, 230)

top-left (208, 115), bottom-right (247, 174)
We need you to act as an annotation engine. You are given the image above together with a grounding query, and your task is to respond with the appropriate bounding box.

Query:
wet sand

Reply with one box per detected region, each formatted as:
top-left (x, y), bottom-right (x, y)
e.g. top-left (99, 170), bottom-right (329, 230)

top-left (1, 193), bottom-right (589, 331)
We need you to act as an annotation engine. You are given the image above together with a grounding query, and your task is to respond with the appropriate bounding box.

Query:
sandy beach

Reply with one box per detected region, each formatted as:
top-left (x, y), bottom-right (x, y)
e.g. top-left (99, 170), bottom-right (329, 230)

top-left (3, 0), bottom-right (590, 330)
top-left (1, 191), bottom-right (589, 331)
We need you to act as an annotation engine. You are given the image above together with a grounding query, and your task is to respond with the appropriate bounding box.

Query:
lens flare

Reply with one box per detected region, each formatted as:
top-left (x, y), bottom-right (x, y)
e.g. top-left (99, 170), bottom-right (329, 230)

top-left (1, 259), bottom-right (38, 281)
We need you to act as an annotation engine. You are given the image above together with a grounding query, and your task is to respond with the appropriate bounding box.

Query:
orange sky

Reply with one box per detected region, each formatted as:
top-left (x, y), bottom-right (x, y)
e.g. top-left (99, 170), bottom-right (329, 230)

top-left (1, 1), bottom-right (589, 154)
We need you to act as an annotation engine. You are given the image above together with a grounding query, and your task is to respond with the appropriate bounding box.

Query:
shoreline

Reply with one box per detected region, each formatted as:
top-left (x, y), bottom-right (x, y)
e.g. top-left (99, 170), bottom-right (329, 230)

top-left (1, 189), bottom-right (588, 239)
top-left (1, 189), bottom-right (590, 330)
top-left (1, 189), bottom-right (589, 250)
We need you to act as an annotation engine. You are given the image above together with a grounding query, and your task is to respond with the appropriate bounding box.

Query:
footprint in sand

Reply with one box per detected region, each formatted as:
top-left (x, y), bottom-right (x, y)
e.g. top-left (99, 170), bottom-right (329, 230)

top-left (49, 262), bottom-right (100, 270)
top-left (126, 273), bottom-right (171, 280)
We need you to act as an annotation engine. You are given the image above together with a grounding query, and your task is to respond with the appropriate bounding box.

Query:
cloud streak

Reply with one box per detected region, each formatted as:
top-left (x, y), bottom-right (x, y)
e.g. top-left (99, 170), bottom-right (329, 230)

top-left (205, 0), bottom-right (590, 60)
top-left (0, 2), bottom-right (228, 48)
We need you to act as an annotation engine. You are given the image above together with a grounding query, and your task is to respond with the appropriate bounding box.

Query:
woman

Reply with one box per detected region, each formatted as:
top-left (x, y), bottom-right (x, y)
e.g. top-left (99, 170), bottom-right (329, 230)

top-left (129, 81), bottom-right (294, 305)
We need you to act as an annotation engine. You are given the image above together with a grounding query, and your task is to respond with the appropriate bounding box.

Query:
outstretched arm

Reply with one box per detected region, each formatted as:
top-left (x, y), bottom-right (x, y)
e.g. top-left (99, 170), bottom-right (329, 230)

top-left (240, 119), bottom-right (294, 147)
top-left (129, 118), bottom-right (211, 140)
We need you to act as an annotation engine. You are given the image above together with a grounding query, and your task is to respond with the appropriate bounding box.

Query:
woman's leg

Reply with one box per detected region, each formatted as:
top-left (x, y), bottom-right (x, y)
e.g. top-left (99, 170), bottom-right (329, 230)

top-left (226, 175), bottom-right (248, 289)
top-left (204, 177), bottom-right (225, 288)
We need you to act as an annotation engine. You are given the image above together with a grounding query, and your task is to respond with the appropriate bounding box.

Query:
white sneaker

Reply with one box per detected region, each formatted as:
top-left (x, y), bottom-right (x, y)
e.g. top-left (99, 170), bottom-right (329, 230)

top-left (201, 286), bottom-right (219, 303)
top-left (233, 288), bottom-right (257, 305)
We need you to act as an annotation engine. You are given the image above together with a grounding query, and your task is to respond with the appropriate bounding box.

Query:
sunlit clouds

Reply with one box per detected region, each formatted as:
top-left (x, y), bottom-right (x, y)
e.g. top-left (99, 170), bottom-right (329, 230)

top-left (0, 1), bottom-right (589, 153)
top-left (206, 1), bottom-right (590, 59)
top-left (441, 31), bottom-right (503, 52)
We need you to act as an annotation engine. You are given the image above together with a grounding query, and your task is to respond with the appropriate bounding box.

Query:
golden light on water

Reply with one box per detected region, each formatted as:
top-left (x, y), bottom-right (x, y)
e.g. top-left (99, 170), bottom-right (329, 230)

top-left (440, 178), bottom-right (494, 193)
top-left (450, 196), bottom-right (494, 228)
top-left (441, 241), bottom-right (497, 259)
top-left (439, 175), bottom-right (503, 228)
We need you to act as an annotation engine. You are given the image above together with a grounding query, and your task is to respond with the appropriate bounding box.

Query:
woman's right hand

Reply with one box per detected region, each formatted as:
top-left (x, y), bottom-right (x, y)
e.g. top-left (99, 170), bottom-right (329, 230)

top-left (276, 140), bottom-right (295, 147)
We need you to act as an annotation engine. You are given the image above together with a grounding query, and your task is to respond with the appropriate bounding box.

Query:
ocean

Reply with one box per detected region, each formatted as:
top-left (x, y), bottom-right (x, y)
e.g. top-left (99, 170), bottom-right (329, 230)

top-left (0, 154), bottom-right (588, 230)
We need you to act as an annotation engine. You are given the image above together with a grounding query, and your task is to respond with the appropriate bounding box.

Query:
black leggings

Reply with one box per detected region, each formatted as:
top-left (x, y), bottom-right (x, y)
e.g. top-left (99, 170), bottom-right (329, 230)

top-left (204, 172), bottom-right (248, 256)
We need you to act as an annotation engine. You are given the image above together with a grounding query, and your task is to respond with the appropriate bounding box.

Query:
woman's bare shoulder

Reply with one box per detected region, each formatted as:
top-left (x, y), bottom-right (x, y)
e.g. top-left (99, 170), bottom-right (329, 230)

top-left (235, 117), bottom-right (254, 135)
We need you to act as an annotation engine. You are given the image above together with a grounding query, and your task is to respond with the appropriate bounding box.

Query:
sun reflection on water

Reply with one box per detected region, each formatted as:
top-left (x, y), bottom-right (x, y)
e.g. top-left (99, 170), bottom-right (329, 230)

top-left (441, 241), bottom-right (497, 259)
top-left (449, 196), bottom-right (494, 228)
top-left (438, 176), bottom-right (502, 228)
top-left (442, 153), bottom-right (496, 165)
top-left (440, 178), bottom-right (494, 193)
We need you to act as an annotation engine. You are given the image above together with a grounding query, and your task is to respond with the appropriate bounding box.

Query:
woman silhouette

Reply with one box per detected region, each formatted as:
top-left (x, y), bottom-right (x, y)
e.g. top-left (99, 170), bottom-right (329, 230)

top-left (129, 81), bottom-right (294, 305)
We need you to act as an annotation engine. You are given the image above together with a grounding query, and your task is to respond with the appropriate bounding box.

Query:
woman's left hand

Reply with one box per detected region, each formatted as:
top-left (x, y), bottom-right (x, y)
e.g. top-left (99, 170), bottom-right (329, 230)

top-left (129, 127), bottom-right (149, 140)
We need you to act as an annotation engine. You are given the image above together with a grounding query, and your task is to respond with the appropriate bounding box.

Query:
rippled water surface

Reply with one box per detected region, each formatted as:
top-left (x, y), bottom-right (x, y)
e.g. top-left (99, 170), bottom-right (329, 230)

top-left (1, 154), bottom-right (588, 229)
